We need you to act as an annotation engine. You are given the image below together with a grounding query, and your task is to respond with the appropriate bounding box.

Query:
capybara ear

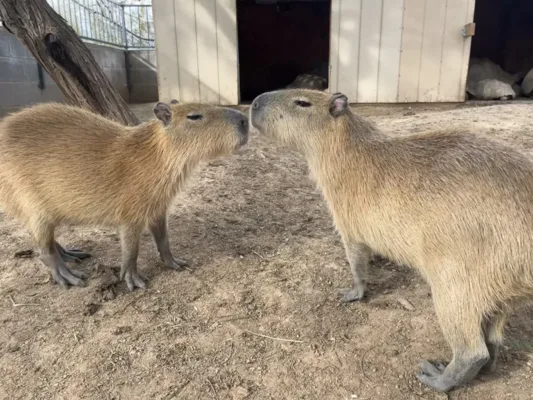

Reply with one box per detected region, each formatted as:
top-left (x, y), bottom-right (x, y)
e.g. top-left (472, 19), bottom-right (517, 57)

top-left (153, 102), bottom-right (172, 126)
top-left (329, 92), bottom-right (349, 117)
top-left (170, 99), bottom-right (179, 105)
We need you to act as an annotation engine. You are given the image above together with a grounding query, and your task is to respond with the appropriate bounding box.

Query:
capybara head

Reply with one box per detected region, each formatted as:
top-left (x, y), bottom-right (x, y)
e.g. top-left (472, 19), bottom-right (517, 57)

top-left (153, 100), bottom-right (249, 159)
top-left (250, 89), bottom-right (350, 152)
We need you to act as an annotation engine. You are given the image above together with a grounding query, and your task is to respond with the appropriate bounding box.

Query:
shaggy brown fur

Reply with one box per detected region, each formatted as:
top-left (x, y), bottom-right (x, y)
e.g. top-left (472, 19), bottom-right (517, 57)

top-left (250, 89), bottom-right (533, 392)
top-left (0, 101), bottom-right (248, 291)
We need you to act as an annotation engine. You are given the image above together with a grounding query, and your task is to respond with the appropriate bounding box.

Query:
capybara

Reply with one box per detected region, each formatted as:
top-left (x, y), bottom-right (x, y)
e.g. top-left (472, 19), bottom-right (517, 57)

top-left (0, 101), bottom-right (248, 291)
top-left (250, 89), bottom-right (533, 392)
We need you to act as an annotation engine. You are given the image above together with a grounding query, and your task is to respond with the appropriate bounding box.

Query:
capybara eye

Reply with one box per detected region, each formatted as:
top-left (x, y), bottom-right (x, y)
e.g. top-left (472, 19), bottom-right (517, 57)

top-left (187, 114), bottom-right (203, 121)
top-left (294, 100), bottom-right (312, 108)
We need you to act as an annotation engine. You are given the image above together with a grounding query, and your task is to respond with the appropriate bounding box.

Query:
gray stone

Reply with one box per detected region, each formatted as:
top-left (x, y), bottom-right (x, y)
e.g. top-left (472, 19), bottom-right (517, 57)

top-left (521, 68), bottom-right (533, 97)
top-left (467, 79), bottom-right (515, 100)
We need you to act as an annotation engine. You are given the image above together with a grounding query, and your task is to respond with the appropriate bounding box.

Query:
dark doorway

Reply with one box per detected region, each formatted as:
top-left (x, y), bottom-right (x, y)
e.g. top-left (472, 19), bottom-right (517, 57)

top-left (469, 0), bottom-right (533, 98)
top-left (236, 0), bottom-right (331, 102)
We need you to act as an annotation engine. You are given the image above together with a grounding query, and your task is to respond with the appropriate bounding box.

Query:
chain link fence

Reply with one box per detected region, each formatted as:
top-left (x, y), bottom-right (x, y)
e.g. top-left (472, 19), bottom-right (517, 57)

top-left (47, 0), bottom-right (155, 50)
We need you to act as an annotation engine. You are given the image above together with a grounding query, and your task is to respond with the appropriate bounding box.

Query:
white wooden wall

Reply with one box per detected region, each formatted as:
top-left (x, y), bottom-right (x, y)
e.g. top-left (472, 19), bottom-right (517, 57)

top-left (152, 0), bottom-right (239, 105)
top-left (330, 0), bottom-right (476, 103)
top-left (154, 0), bottom-right (476, 105)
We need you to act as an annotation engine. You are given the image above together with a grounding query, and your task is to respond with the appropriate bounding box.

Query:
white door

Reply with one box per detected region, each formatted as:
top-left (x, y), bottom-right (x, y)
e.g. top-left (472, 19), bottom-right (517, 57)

top-left (153, 0), bottom-right (239, 105)
top-left (329, 0), bottom-right (476, 103)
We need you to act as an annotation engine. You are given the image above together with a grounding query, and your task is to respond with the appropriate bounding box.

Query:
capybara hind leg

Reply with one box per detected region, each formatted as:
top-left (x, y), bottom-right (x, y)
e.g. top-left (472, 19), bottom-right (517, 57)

top-left (31, 221), bottom-right (87, 288)
top-left (149, 215), bottom-right (189, 270)
top-left (119, 225), bottom-right (146, 291)
top-left (480, 312), bottom-right (508, 374)
top-left (55, 241), bottom-right (92, 264)
top-left (338, 240), bottom-right (370, 303)
top-left (417, 291), bottom-right (489, 392)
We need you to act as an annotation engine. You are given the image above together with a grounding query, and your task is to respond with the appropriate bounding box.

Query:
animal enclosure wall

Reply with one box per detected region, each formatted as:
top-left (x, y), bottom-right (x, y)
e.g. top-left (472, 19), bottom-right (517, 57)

top-left (152, 0), bottom-right (239, 105)
top-left (153, 0), bottom-right (476, 104)
top-left (330, 0), bottom-right (475, 103)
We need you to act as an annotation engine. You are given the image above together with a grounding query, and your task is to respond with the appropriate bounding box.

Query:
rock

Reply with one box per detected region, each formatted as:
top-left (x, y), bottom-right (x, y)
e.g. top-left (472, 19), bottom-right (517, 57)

top-left (468, 58), bottom-right (517, 87)
top-left (286, 74), bottom-right (328, 91)
top-left (467, 58), bottom-right (519, 100)
top-left (512, 83), bottom-right (523, 97)
top-left (521, 68), bottom-right (533, 97)
top-left (467, 79), bottom-right (515, 100)
top-left (6, 338), bottom-right (20, 353)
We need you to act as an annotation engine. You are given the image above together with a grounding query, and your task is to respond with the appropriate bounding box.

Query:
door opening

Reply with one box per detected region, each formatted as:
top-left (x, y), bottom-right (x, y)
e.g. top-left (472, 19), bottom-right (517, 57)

top-left (236, 0), bottom-right (331, 103)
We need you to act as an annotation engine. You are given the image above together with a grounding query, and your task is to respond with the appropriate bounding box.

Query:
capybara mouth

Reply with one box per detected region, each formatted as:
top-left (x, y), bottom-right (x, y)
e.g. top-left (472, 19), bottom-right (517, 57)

top-left (236, 132), bottom-right (248, 148)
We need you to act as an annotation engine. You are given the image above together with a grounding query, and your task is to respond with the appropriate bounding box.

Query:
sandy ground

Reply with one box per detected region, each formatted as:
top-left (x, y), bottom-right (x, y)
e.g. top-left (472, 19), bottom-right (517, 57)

top-left (0, 101), bottom-right (532, 400)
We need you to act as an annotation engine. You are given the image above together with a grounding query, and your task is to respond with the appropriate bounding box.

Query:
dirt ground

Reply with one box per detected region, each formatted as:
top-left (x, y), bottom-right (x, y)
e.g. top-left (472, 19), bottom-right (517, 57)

top-left (1, 101), bottom-right (532, 400)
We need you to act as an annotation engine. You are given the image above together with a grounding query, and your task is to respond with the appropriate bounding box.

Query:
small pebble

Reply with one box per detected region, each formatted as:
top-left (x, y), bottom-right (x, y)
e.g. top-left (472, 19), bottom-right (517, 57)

top-left (6, 338), bottom-right (20, 353)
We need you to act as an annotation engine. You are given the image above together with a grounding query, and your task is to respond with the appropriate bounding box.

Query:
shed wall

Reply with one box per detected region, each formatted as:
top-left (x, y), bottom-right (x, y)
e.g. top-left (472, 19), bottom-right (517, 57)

top-left (153, 0), bottom-right (239, 105)
top-left (154, 0), bottom-right (475, 104)
top-left (329, 0), bottom-right (476, 102)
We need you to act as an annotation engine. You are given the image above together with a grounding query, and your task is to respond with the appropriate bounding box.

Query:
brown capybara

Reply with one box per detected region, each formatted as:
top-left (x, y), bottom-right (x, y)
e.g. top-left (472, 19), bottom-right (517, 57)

top-left (0, 101), bottom-right (248, 291)
top-left (250, 89), bottom-right (533, 392)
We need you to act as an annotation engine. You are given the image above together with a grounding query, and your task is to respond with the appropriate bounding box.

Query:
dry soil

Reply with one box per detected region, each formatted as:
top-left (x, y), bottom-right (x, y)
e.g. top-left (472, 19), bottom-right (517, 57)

top-left (0, 101), bottom-right (532, 400)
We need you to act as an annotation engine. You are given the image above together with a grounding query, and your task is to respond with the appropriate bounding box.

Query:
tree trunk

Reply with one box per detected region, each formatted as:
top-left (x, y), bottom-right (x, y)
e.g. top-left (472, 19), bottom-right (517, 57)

top-left (0, 0), bottom-right (139, 126)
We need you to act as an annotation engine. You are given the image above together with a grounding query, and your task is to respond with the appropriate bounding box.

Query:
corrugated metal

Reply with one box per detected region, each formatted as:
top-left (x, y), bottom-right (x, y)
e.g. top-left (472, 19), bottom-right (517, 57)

top-left (330, 0), bottom-right (476, 103)
top-left (153, 0), bottom-right (239, 105)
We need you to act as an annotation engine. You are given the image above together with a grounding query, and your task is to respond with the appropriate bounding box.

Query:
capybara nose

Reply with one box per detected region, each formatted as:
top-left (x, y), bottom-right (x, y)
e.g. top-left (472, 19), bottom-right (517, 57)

top-left (238, 116), bottom-right (249, 137)
top-left (251, 93), bottom-right (269, 111)
top-left (250, 94), bottom-right (269, 131)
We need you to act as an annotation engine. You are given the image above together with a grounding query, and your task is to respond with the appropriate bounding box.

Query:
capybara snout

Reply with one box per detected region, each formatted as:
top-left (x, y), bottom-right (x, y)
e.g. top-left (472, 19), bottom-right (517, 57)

top-left (158, 102), bottom-right (249, 156)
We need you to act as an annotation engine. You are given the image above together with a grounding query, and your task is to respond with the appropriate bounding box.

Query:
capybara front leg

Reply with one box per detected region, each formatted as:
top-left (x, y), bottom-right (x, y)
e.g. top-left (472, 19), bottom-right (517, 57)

top-left (338, 240), bottom-right (371, 303)
top-left (119, 225), bottom-right (146, 291)
top-left (149, 214), bottom-right (189, 271)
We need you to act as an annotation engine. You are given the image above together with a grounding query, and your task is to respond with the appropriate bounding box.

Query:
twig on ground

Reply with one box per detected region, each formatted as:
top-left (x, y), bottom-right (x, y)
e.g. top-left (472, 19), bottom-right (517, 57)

top-left (8, 295), bottom-right (40, 307)
top-left (252, 250), bottom-right (265, 259)
top-left (223, 342), bottom-right (235, 365)
top-left (243, 329), bottom-right (305, 343)
top-left (207, 378), bottom-right (218, 399)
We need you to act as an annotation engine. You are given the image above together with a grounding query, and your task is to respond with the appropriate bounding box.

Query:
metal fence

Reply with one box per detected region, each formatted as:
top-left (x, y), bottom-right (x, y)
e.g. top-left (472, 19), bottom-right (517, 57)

top-left (47, 0), bottom-right (155, 50)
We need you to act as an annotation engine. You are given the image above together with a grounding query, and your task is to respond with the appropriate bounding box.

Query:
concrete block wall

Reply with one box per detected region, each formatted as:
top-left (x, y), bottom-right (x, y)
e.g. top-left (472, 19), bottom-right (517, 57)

top-left (0, 27), bottom-right (64, 118)
top-left (129, 50), bottom-right (158, 103)
top-left (0, 27), bottom-right (158, 118)
top-left (86, 42), bottom-right (129, 102)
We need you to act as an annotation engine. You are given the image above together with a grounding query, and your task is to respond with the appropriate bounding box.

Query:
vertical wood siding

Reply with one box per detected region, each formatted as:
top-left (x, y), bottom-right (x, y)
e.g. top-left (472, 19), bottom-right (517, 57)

top-left (154, 0), bottom-right (474, 104)
top-left (153, 0), bottom-right (239, 105)
top-left (330, 0), bottom-right (475, 103)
